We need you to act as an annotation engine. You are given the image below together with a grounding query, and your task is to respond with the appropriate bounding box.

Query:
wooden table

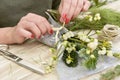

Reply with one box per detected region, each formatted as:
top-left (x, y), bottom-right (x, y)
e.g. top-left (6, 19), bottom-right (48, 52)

top-left (0, 1), bottom-right (120, 80)
top-left (0, 40), bottom-right (59, 80)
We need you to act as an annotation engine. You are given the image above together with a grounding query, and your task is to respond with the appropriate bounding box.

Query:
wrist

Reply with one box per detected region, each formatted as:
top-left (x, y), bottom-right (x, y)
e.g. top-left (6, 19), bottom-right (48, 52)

top-left (7, 27), bottom-right (16, 44)
top-left (3, 27), bottom-right (15, 44)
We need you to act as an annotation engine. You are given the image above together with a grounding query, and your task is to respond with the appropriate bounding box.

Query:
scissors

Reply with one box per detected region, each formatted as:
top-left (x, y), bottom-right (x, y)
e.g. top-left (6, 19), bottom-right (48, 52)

top-left (0, 44), bottom-right (45, 75)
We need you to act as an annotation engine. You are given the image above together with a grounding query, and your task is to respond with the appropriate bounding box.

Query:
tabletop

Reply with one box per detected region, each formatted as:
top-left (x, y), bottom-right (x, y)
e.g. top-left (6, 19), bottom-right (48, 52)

top-left (0, 1), bottom-right (120, 80)
top-left (0, 39), bottom-right (59, 80)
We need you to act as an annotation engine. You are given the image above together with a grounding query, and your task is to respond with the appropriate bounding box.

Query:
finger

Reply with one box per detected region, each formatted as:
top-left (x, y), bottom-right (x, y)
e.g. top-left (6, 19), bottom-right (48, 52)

top-left (59, 0), bottom-right (63, 14)
top-left (67, 0), bottom-right (78, 20)
top-left (72, 0), bottom-right (84, 18)
top-left (18, 28), bottom-right (32, 39)
top-left (82, 0), bottom-right (91, 11)
top-left (60, 0), bottom-right (72, 23)
top-left (22, 13), bottom-right (48, 35)
top-left (38, 21), bottom-right (47, 35)
top-left (14, 28), bottom-right (32, 43)
top-left (42, 18), bottom-right (53, 34)
top-left (21, 20), bottom-right (41, 39)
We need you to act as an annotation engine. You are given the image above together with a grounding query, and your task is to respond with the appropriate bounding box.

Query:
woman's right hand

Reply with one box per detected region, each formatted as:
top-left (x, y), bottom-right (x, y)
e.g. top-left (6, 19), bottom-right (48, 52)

top-left (10, 13), bottom-right (53, 44)
top-left (59, 0), bottom-right (90, 24)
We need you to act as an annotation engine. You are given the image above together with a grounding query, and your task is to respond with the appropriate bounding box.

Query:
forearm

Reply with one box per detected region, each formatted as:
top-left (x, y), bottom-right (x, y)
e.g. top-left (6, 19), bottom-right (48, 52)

top-left (0, 27), bottom-right (14, 44)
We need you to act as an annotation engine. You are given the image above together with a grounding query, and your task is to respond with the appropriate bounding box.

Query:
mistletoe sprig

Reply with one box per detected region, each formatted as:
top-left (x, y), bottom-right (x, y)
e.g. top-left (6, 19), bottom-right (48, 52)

top-left (68, 8), bottom-right (120, 31)
top-left (47, 30), bottom-right (120, 71)
top-left (47, 8), bottom-right (120, 31)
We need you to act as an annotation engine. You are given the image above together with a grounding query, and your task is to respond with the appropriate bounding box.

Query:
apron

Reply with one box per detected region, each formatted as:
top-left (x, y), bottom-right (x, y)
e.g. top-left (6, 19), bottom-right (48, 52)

top-left (0, 0), bottom-right (55, 27)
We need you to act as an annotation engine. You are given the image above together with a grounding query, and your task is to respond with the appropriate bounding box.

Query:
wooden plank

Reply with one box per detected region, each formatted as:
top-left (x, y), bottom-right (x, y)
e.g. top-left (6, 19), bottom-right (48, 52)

top-left (0, 39), bottom-right (59, 80)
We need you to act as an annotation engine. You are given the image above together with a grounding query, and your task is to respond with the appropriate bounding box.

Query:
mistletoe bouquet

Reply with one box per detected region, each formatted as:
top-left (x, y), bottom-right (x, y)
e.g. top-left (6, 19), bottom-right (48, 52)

top-left (60, 31), bottom-right (113, 69)
top-left (46, 28), bottom-right (120, 73)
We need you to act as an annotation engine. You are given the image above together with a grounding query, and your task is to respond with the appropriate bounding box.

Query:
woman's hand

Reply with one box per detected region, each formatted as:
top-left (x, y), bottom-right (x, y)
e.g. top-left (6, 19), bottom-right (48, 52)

top-left (59, 0), bottom-right (91, 23)
top-left (10, 13), bottom-right (53, 44)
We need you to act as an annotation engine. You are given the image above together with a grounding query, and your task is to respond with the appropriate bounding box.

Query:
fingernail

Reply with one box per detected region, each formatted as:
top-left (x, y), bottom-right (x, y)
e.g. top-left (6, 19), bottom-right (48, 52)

top-left (31, 34), bottom-right (35, 39)
top-left (50, 29), bottom-right (53, 34)
top-left (61, 13), bottom-right (71, 24)
top-left (65, 18), bottom-right (70, 24)
top-left (62, 13), bottom-right (67, 19)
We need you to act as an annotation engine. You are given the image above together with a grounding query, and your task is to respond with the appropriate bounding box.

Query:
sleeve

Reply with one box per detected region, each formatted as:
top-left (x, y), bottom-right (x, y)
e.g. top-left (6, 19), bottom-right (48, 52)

top-left (52, 0), bottom-right (61, 9)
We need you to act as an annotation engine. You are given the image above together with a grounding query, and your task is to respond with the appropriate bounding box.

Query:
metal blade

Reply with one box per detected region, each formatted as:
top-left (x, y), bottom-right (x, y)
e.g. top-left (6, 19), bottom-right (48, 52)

top-left (0, 49), bottom-right (45, 75)
top-left (18, 60), bottom-right (45, 74)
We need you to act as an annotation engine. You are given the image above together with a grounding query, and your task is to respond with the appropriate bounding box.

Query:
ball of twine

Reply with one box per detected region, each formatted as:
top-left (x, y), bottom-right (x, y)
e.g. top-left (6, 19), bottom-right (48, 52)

top-left (98, 24), bottom-right (120, 41)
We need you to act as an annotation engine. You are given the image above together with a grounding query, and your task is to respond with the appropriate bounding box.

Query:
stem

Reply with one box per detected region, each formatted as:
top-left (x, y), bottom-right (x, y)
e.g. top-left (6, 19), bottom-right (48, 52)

top-left (89, 31), bottom-right (97, 36)
top-left (87, 30), bottom-right (92, 36)
top-left (57, 44), bottom-right (65, 58)
top-left (62, 22), bottom-right (65, 28)
top-left (69, 38), bottom-right (82, 43)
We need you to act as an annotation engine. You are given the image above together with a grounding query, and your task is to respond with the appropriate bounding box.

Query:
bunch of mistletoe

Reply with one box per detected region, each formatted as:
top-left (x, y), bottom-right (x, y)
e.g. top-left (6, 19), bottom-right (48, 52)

top-left (60, 31), bottom-right (114, 69)
top-left (45, 0), bottom-right (120, 71)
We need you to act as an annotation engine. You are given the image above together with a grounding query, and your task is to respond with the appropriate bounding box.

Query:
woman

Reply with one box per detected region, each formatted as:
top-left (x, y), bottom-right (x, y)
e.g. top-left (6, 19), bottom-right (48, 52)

top-left (0, 0), bottom-right (90, 44)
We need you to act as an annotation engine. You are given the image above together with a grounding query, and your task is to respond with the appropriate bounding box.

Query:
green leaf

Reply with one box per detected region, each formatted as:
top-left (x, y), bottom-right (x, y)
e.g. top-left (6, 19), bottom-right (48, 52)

top-left (62, 50), bottom-right (79, 67)
top-left (83, 57), bottom-right (97, 70)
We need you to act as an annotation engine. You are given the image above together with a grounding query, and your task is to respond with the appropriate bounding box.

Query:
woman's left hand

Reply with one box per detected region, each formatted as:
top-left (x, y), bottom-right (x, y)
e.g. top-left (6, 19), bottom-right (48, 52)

top-left (59, 0), bottom-right (91, 24)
